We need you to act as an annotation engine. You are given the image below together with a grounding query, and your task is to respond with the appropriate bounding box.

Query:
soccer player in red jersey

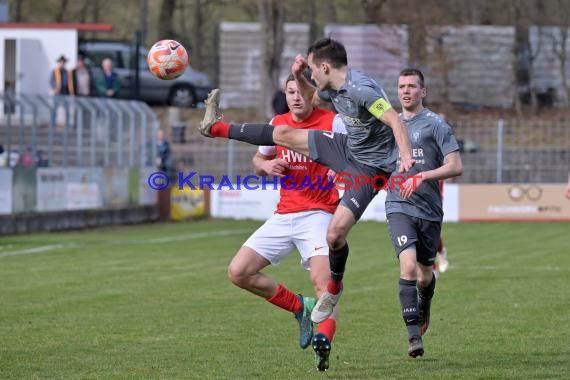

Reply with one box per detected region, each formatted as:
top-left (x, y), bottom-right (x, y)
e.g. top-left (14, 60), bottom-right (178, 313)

top-left (227, 73), bottom-right (346, 371)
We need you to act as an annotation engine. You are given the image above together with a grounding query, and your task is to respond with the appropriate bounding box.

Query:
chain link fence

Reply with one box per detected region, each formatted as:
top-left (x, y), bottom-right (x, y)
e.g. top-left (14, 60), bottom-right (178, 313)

top-left (0, 93), bottom-right (158, 169)
top-left (453, 118), bottom-right (570, 183)
top-left (174, 117), bottom-right (570, 184)
top-left (2, 95), bottom-right (568, 184)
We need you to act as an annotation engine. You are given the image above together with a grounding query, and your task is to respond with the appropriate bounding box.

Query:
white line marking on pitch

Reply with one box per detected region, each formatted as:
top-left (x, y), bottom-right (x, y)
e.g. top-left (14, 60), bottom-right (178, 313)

top-left (0, 229), bottom-right (251, 258)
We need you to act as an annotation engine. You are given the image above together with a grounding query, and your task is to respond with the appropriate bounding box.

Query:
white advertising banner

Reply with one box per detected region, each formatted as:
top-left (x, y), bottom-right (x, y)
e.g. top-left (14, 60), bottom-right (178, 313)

top-left (139, 167), bottom-right (158, 205)
top-left (36, 168), bottom-right (67, 211)
top-left (101, 167), bottom-right (129, 207)
top-left (66, 183), bottom-right (103, 210)
top-left (210, 186), bottom-right (280, 220)
top-left (0, 169), bottom-right (12, 214)
top-left (37, 168), bottom-right (103, 211)
top-left (209, 184), bottom-right (460, 223)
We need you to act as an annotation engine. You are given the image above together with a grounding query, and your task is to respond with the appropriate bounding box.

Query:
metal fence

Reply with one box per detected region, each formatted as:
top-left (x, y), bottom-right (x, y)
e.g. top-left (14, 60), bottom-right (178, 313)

top-left (2, 95), bottom-right (568, 184)
top-left (0, 93), bottom-right (159, 168)
top-left (453, 118), bottom-right (570, 183)
top-left (174, 117), bottom-right (570, 184)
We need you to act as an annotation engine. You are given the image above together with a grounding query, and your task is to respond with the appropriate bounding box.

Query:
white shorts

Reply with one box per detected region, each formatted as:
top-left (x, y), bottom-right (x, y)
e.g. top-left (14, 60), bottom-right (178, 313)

top-left (243, 210), bottom-right (332, 270)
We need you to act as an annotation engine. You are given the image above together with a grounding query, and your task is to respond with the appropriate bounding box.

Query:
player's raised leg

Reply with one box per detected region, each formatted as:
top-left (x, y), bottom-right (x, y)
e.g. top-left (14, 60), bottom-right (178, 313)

top-left (199, 89), bottom-right (311, 156)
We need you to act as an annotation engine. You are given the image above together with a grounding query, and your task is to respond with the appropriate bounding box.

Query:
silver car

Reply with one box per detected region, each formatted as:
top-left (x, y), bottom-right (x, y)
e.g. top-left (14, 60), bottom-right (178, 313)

top-left (80, 41), bottom-right (213, 107)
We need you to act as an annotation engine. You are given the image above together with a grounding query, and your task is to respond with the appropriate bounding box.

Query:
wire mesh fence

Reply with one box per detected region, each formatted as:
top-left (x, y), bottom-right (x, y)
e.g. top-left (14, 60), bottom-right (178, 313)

top-left (174, 117), bottom-right (570, 184)
top-left (2, 94), bottom-right (568, 184)
top-left (453, 118), bottom-right (570, 183)
top-left (0, 93), bottom-right (159, 169)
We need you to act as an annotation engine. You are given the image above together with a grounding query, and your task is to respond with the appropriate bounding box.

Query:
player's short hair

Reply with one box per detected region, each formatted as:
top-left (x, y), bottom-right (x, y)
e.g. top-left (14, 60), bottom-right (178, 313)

top-left (399, 68), bottom-right (425, 88)
top-left (307, 38), bottom-right (348, 69)
top-left (285, 69), bottom-right (314, 86)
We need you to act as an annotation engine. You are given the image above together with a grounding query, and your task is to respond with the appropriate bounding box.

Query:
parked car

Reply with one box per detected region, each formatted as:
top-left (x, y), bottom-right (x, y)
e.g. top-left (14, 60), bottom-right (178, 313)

top-left (79, 40), bottom-right (213, 107)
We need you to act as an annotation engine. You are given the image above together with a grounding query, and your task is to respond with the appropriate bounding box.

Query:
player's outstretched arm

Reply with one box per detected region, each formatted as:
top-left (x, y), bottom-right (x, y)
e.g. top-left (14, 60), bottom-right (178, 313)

top-left (380, 109), bottom-right (415, 172)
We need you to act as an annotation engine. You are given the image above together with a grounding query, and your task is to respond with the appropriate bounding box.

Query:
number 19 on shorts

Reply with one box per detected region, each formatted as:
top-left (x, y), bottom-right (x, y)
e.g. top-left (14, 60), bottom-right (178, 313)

top-left (397, 235), bottom-right (408, 246)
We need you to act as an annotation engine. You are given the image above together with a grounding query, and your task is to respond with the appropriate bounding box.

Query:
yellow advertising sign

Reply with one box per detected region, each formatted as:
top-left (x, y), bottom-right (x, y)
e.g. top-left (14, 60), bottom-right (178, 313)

top-left (170, 187), bottom-right (205, 221)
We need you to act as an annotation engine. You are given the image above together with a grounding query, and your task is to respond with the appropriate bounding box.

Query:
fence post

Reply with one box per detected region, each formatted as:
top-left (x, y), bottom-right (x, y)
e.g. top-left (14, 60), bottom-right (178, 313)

top-left (63, 97), bottom-right (70, 167)
top-left (118, 101), bottom-right (136, 167)
top-left (496, 118), bottom-right (504, 183)
top-left (130, 101), bottom-right (148, 167)
top-left (5, 96), bottom-right (12, 166)
top-left (73, 98), bottom-right (83, 167)
top-left (37, 96), bottom-right (56, 166)
top-left (77, 97), bottom-right (98, 167)
top-left (20, 94), bottom-right (38, 160)
top-left (227, 139), bottom-right (234, 181)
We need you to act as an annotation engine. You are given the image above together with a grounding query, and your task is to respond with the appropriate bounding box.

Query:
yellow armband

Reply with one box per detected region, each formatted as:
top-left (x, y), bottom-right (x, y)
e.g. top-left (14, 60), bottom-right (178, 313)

top-left (368, 98), bottom-right (392, 119)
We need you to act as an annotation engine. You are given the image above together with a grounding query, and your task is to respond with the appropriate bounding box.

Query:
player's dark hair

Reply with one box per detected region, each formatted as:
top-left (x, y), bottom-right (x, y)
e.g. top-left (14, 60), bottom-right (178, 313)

top-left (399, 68), bottom-right (425, 88)
top-left (307, 38), bottom-right (348, 69)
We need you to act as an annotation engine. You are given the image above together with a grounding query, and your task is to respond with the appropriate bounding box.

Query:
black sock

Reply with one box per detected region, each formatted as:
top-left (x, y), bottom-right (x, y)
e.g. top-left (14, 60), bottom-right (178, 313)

top-left (399, 278), bottom-right (421, 338)
top-left (418, 273), bottom-right (436, 301)
top-left (228, 123), bottom-right (275, 145)
top-left (329, 243), bottom-right (349, 283)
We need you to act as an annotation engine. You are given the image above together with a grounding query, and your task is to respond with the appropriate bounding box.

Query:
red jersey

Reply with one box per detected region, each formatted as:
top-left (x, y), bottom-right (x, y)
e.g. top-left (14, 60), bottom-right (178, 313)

top-left (270, 108), bottom-right (339, 214)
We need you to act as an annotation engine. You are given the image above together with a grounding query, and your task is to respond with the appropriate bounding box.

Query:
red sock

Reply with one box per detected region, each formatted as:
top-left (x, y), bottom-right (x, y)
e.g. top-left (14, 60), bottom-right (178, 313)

top-left (210, 121), bottom-right (230, 138)
top-left (317, 318), bottom-right (336, 342)
top-left (266, 283), bottom-right (302, 314)
top-left (437, 237), bottom-right (443, 253)
top-left (327, 280), bottom-right (343, 295)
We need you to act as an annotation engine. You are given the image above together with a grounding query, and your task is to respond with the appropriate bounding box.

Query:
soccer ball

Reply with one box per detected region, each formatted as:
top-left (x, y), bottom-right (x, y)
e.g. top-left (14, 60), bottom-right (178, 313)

top-left (147, 39), bottom-right (188, 80)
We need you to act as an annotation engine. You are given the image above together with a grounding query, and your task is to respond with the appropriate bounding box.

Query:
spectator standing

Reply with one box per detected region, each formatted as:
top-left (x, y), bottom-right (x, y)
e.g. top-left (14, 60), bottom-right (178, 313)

top-left (156, 129), bottom-right (173, 174)
top-left (49, 55), bottom-right (74, 95)
top-left (95, 58), bottom-right (120, 98)
top-left (73, 54), bottom-right (91, 96)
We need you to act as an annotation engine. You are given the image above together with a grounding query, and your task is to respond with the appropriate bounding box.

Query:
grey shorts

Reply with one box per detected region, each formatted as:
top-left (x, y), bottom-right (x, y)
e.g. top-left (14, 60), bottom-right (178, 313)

top-left (308, 130), bottom-right (390, 220)
top-left (386, 212), bottom-right (442, 266)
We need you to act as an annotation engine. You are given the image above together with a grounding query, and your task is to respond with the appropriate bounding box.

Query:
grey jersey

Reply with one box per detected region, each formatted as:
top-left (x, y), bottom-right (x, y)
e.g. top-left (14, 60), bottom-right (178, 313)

top-left (385, 108), bottom-right (460, 221)
top-left (317, 69), bottom-right (397, 172)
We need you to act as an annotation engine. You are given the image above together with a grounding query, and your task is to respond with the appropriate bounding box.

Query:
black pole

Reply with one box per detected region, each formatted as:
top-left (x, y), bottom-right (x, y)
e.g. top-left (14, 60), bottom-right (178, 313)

top-left (133, 30), bottom-right (142, 100)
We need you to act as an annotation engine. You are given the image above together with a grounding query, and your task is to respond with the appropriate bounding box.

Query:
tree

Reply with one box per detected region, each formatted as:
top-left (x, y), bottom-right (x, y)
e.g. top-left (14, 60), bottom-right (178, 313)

top-left (158, 0), bottom-right (177, 40)
top-left (54, 0), bottom-right (69, 22)
top-left (258, 0), bottom-right (285, 118)
top-left (359, 0), bottom-right (387, 23)
top-left (551, 0), bottom-right (570, 106)
top-left (12, 0), bottom-right (23, 21)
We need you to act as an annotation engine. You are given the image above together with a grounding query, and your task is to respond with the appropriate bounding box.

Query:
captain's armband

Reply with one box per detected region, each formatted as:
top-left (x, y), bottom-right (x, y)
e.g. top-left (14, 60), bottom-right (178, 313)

top-left (368, 98), bottom-right (392, 119)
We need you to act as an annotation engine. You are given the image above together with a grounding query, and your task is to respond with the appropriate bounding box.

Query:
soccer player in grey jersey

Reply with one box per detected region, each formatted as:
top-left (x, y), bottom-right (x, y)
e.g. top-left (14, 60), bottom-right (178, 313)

top-left (198, 38), bottom-right (414, 367)
top-left (386, 68), bottom-right (462, 358)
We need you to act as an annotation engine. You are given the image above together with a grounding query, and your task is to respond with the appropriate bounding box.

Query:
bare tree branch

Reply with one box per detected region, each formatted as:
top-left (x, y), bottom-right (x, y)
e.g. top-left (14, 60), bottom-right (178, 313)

top-left (158, 0), bottom-right (177, 39)
top-left (55, 0), bottom-right (69, 22)
top-left (258, 0), bottom-right (285, 118)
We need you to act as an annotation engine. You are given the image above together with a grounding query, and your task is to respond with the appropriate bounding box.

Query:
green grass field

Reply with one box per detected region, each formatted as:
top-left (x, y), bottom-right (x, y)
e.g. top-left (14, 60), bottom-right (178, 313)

top-left (1, 220), bottom-right (568, 379)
